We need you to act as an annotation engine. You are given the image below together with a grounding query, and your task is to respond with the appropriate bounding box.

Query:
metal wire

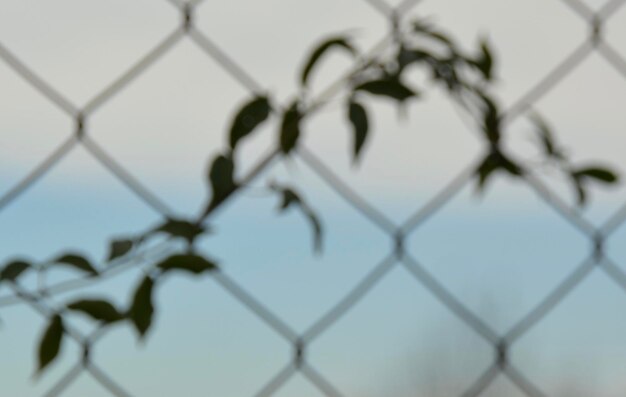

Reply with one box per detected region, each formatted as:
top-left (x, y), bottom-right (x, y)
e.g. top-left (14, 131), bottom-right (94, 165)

top-left (2, 0), bottom-right (626, 396)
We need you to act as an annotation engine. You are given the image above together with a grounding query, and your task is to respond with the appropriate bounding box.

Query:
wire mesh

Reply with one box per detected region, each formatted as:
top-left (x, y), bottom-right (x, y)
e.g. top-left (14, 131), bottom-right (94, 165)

top-left (1, 0), bottom-right (626, 395)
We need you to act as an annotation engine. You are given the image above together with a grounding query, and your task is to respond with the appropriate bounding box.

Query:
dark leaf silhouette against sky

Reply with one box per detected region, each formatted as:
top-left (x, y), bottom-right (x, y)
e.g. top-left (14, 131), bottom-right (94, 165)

top-left (37, 315), bottom-right (64, 374)
top-left (66, 299), bottom-right (124, 324)
top-left (300, 36), bottom-right (356, 86)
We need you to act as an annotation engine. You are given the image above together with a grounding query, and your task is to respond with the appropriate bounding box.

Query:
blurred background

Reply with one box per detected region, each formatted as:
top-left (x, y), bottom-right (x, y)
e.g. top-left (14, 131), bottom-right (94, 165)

top-left (2, 0), bottom-right (626, 396)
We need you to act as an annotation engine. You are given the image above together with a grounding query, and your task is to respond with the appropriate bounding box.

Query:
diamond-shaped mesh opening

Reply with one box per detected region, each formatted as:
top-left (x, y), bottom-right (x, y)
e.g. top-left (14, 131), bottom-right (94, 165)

top-left (0, 146), bottom-right (161, 263)
top-left (309, 266), bottom-right (492, 397)
top-left (0, 0), bottom-right (176, 105)
top-left (195, 0), bottom-right (387, 101)
top-left (512, 270), bottom-right (626, 397)
top-left (91, 275), bottom-right (291, 397)
top-left (302, 87), bottom-right (482, 223)
top-left (202, 159), bottom-right (391, 332)
top-left (407, 179), bottom-right (590, 333)
top-left (90, 40), bottom-right (253, 215)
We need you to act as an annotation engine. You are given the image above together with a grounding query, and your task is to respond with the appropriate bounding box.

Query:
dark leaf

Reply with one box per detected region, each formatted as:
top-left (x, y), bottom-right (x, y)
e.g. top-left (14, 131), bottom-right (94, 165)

top-left (397, 48), bottom-right (432, 71)
top-left (572, 167), bottom-right (618, 184)
top-left (207, 154), bottom-right (237, 212)
top-left (348, 100), bottom-right (369, 163)
top-left (301, 37), bottom-right (355, 86)
top-left (270, 184), bottom-right (323, 253)
top-left (157, 254), bottom-right (217, 275)
top-left (413, 19), bottom-right (454, 46)
top-left (154, 219), bottom-right (205, 244)
top-left (570, 166), bottom-right (619, 207)
top-left (307, 209), bottom-right (323, 253)
top-left (37, 314), bottom-right (64, 374)
top-left (279, 189), bottom-right (300, 210)
top-left (128, 276), bottom-right (154, 338)
top-left (425, 31), bottom-right (454, 46)
top-left (280, 102), bottom-right (302, 154)
top-left (531, 114), bottom-right (563, 160)
top-left (52, 254), bottom-right (97, 276)
top-left (0, 260), bottom-right (31, 283)
top-left (107, 239), bottom-right (134, 262)
top-left (66, 299), bottom-right (123, 324)
top-left (413, 21), bottom-right (454, 46)
top-left (472, 38), bottom-right (493, 80)
top-left (229, 96), bottom-right (271, 150)
top-left (355, 78), bottom-right (416, 102)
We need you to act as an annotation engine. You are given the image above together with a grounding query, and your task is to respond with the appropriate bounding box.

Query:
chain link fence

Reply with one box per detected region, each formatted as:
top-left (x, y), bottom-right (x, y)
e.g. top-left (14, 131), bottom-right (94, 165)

top-left (1, 0), bottom-right (626, 395)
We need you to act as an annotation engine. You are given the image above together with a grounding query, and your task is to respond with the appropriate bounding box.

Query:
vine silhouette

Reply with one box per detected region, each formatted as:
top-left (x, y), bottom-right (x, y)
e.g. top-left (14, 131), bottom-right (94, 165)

top-left (0, 12), bottom-right (618, 379)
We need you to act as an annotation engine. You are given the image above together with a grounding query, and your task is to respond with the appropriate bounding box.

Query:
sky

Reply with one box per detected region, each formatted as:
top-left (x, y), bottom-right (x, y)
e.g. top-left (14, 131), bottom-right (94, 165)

top-left (2, 0), bottom-right (626, 396)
